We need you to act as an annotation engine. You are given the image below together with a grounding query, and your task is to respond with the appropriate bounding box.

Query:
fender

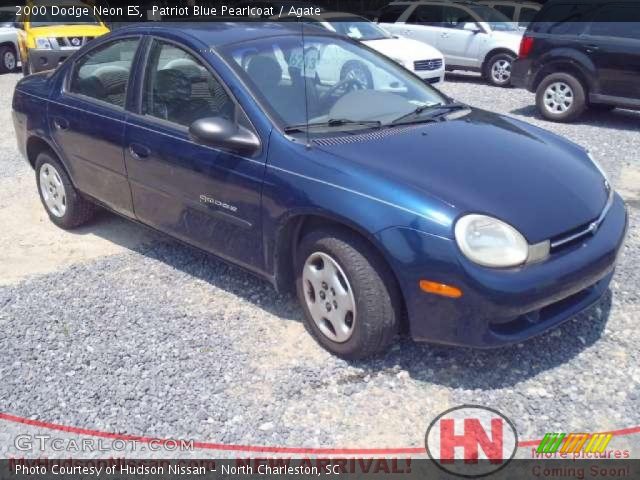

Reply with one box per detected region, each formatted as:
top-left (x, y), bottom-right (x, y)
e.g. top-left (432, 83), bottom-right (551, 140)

top-left (533, 47), bottom-right (598, 92)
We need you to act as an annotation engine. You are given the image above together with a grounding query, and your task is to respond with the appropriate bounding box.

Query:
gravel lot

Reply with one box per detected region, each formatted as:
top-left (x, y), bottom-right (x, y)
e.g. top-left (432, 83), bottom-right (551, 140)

top-left (1, 70), bottom-right (639, 455)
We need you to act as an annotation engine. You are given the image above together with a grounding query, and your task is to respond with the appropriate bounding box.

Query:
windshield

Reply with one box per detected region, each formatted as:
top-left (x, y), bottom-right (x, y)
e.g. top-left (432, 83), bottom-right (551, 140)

top-left (220, 34), bottom-right (447, 132)
top-left (329, 19), bottom-right (391, 41)
top-left (469, 5), bottom-right (517, 31)
top-left (30, 7), bottom-right (100, 27)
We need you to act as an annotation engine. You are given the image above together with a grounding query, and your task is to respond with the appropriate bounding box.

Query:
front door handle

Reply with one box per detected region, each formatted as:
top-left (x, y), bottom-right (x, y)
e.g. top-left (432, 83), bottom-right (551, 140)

top-left (129, 143), bottom-right (151, 159)
top-left (441, 32), bottom-right (449, 38)
top-left (585, 44), bottom-right (600, 53)
top-left (52, 117), bottom-right (69, 130)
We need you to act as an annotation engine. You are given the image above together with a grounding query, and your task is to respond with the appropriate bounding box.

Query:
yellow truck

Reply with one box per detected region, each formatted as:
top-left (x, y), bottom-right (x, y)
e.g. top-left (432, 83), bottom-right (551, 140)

top-left (16, 0), bottom-right (109, 75)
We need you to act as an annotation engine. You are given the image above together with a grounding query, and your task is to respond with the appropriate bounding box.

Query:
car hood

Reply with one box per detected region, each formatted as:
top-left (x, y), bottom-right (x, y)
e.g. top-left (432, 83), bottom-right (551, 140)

top-left (314, 109), bottom-right (608, 243)
top-left (363, 37), bottom-right (443, 62)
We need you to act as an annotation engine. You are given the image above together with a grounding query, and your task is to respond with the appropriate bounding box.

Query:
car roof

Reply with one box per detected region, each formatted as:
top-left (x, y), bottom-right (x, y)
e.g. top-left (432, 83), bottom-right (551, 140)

top-left (389, 0), bottom-right (481, 5)
top-left (113, 22), bottom-right (336, 48)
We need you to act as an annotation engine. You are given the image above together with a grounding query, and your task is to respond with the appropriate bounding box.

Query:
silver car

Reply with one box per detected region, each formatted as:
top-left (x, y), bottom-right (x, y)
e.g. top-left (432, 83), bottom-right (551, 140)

top-left (378, 0), bottom-right (523, 86)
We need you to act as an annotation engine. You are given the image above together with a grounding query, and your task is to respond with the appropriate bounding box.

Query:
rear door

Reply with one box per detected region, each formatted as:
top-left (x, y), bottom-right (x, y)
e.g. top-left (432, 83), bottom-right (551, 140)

top-left (124, 38), bottom-right (266, 270)
top-left (582, 2), bottom-right (640, 102)
top-left (48, 36), bottom-right (141, 216)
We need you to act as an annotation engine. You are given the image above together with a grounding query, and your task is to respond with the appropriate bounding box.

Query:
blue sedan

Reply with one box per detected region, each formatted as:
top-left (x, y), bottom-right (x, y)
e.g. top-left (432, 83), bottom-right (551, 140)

top-left (12, 23), bottom-right (627, 358)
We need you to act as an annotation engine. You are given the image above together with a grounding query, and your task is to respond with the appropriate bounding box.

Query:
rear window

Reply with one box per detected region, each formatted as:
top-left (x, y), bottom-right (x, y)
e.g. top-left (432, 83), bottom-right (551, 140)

top-left (529, 3), bottom-right (597, 34)
top-left (377, 5), bottom-right (407, 23)
top-left (587, 3), bottom-right (640, 39)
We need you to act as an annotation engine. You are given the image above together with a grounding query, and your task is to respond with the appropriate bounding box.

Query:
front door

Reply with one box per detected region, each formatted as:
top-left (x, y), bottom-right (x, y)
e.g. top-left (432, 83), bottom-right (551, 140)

top-left (437, 5), bottom-right (484, 67)
top-left (583, 3), bottom-right (640, 102)
top-left (48, 37), bottom-right (141, 216)
top-left (124, 39), bottom-right (266, 271)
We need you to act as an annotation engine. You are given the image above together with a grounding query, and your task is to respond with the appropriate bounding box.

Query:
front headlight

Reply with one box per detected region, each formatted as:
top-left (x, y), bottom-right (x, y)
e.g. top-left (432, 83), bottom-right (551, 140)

top-left (35, 37), bottom-right (52, 49)
top-left (455, 214), bottom-right (528, 268)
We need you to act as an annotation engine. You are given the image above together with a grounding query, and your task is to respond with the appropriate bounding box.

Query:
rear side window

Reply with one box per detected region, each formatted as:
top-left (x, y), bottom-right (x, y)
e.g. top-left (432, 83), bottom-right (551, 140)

top-left (378, 5), bottom-right (407, 23)
top-left (530, 3), bottom-right (595, 34)
top-left (494, 5), bottom-right (516, 20)
top-left (587, 3), bottom-right (640, 39)
top-left (408, 5), bottom-right (444, 26)
top-left (69, 38), bottom-right (139, 108)
top-left (518, 7), bottom-right (538, 27)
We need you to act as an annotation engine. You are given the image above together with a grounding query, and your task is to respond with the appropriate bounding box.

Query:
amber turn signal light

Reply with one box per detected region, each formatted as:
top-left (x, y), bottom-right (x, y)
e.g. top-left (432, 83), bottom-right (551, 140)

top-left (419, 280), bottom-right (463, 298)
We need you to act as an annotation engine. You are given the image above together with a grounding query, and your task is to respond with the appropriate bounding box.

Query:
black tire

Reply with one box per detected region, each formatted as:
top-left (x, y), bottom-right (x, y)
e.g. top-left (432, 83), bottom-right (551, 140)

top-left (340, 60), bottom-right (374, 89)
top-left (536, 72), bottom-right (586, 122)
top-left (0, 45), bottom-right (16, 73)
top-left (483, 52), bottom-right (515, 87)
top-left (35, 152), bottom-right (96, 229)
top-left (295, 227), bottom-right (401, 359)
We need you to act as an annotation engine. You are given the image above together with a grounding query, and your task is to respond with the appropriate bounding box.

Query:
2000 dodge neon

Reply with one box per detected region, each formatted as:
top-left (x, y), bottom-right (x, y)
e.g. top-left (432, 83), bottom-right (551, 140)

top-left (12, 23), bottom-right (627, 358)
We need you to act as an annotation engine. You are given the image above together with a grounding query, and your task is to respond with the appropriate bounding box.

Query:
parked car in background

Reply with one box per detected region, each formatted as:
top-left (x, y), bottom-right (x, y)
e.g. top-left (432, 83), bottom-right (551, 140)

top-left (378, 0), bottom-right (523, 86)
top-left (511, 0), bottom-right (640, 122)
top-left (479, 0), bottom-right (540, 28)
top-left (0, 6), bottom-right (19, 73)
top-left (295, 12), bottom-right (445, 85)
top-left (13, 23), bottom-right (627, 358)
top-left (17, 0), bottom-right (109, 75)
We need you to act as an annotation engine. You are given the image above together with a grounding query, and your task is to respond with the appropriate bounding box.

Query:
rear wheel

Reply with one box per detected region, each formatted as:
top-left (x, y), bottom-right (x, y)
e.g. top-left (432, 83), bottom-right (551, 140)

top-left (536, 72), bottom-right (586, 122)
top-left (35, 152), bottom-right (96, 229)
top-left (296, 227), bottom-right (400, 359)
top-left (0, 46), bottom-right (16, 73)
top-left (484, 52), bottom-right (515, 87)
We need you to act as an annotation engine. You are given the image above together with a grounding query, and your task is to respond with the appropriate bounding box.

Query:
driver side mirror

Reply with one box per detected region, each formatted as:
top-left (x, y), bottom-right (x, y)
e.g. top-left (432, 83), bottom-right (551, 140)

top-left (189, 117), bottom-right (260, 156)
top-left (462, 22), bottom-right (482, 33)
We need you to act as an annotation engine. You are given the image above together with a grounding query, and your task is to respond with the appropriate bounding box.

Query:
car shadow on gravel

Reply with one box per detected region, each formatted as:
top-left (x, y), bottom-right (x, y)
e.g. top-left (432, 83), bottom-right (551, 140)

top-left (87, 211), bottom-right (613, 390)
top-left (444, 72), bottom-right (487, 85)
top-left (510, 105), bottom-right (640, 132)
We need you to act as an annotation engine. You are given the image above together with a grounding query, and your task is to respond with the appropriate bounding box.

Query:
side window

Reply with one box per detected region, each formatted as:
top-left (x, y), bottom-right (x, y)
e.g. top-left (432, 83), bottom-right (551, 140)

top-left (69, 38), bottom-right (139, 108)
top-left (494, 5), bottom-right (516, 20)
top-left (442, 6), bottom-right (476, 28)
top-left (407, 5), bottom-right (444, 26)
top-left (142, 41), bottom-right (235, 128)
top-left (588, 4), bottom-right (640, 39)
top-left (518, 7), bottom-right (538, 27)
top-left (531, 3), bottom-right (593, 34)
top-left (378, 5), bottom-right (408, 23)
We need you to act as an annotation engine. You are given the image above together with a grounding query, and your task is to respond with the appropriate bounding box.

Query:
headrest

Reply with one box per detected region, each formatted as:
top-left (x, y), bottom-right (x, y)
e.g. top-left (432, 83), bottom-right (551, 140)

top-left (93, 65), bottom-right (129, 95)
top-left (247, 55), bottom-right (282, 90)
top-left (164, 58), bottom-right (205, 81)
top-left (155, 69), bottom-right (192, 103)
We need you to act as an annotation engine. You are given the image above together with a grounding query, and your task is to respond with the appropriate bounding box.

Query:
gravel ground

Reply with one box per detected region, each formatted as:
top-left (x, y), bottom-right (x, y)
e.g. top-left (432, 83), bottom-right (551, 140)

top-left (1, 70), bottom-right (639, 455)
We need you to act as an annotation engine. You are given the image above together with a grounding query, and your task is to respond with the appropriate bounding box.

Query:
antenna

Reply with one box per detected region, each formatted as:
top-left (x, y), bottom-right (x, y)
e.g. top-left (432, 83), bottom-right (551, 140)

top-left (300, 21), bottom-right (311, 149)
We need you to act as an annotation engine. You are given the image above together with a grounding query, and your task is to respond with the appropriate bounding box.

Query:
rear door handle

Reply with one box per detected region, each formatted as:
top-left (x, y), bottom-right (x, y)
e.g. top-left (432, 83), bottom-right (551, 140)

top-left (129, 143), bottom-right (151, 159)
top-left (441, 32), bottom-right (449, 38)
top-left (52, 117), bottom-right (69, 130)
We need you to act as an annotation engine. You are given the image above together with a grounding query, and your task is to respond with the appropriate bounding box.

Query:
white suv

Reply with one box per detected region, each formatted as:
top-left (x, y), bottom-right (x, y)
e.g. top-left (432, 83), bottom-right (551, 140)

top-left (378, 0), bottom-right (523, 86)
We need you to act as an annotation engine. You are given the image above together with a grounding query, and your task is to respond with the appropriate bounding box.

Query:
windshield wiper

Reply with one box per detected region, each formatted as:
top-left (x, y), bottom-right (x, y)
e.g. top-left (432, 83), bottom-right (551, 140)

top-left (391, 102), bottom-right (469, 125)
top-left (284, 119), bottom-right (382, 133)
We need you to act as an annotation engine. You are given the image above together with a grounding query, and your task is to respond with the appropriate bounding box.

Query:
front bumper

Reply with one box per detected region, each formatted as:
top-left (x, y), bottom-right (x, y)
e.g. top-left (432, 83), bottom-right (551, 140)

top-left (413, 67), bottom-right (445, 86)
top-left (26, 48), bottom-right (77, 73)
top-left (377, 194), bottom-right (628, 347)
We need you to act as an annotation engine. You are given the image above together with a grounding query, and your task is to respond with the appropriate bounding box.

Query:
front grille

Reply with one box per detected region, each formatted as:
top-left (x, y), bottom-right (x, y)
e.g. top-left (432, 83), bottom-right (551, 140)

top-left (550, 190), bottom-right (614, 251)
top-left (414, 58), bottom-right (443, 71)
top-left (55, 36), bottom-right (91, 49)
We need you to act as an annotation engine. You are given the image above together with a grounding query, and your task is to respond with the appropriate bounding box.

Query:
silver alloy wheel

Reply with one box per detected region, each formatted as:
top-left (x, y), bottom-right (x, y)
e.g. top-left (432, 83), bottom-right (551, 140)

top-left (39, 163), bottom-right (67, 217)
top-left (491, 59), bottom-right (511, 84)
top-left (4, 50), bottom-right (16, 71)
top-left (302, 251), bottom-right (357, 343)
top-left (543, 81), bottom-right (574, 114)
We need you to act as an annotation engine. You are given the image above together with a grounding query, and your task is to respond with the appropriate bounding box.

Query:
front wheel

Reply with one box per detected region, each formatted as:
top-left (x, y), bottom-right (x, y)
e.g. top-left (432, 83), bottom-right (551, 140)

top-left (536, 72), bottom-right (586, 122)
top-left (296, 227), bottom-right (400, 359)
top-left (484, 53), bottom-right (515, 87)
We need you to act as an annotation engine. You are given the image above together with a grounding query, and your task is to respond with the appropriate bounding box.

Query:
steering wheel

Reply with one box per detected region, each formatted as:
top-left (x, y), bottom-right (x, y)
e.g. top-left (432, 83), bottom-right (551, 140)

top-left (320, 77), bottom-right (366, 103)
